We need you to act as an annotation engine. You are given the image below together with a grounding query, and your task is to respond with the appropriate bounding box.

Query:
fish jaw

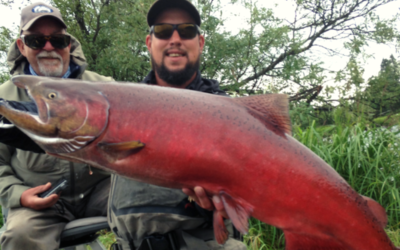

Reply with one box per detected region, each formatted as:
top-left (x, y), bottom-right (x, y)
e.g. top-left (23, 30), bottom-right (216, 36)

top-left (0, 100), bottom-right (55, 137)
top-left (10, 75), bottom-right (110, 154)
top-left (0, 100), bottom-right (64, 153)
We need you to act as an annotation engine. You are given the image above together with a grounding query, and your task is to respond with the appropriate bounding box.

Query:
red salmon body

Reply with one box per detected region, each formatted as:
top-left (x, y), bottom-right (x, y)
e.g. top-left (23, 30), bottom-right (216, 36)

top-left (1, 75), bottom-right (397, 250)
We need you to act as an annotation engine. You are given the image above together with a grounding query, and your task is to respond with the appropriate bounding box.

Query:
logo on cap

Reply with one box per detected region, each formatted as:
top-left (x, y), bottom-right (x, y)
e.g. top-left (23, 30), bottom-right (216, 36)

top-left (32, 5), bottom-right (53, 13)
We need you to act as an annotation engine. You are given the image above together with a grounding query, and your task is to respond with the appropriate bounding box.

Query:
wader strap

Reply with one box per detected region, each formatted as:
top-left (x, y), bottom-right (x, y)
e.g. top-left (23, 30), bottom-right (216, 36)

top-left (137, 232), bottom-right (179, 250)
top-left (111, 243), bottom-right (123, 250)
top-left (136, 229), bottom-right (213, 250)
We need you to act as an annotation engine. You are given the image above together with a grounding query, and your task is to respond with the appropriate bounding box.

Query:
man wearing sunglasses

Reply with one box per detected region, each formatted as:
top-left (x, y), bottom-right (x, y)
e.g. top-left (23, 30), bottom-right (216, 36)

top-left (0, 2), bottom-right (113, 250)
top-left (107, 1), bottom-right (247, 250)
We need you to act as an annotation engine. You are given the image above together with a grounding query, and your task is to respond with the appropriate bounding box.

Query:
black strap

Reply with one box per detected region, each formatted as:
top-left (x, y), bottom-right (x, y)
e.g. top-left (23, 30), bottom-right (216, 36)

top-left (111, 243), bottom-right (123, 250)
top-left (137, 232), bottom-right (178, 250)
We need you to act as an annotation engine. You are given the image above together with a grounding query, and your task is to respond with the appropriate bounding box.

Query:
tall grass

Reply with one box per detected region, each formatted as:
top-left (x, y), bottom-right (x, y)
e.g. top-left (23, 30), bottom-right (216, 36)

top-left (244, 122), bottom-right (400, 249)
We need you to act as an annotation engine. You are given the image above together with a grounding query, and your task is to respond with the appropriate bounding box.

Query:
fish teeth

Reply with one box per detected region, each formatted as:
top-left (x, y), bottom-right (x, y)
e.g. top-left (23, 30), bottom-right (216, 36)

top-left (0, 119), bottom-right (14, 129)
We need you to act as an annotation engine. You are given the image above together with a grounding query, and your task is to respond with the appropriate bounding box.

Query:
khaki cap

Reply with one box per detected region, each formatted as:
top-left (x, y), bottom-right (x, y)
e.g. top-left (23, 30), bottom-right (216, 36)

top-left (20, 2), bottom-right (67, 33)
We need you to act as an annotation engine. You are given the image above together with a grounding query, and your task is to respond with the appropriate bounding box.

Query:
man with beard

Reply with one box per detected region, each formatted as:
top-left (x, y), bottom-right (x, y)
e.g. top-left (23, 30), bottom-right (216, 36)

top-left (0, 2), bottom-right (112, 249)
top-left (107, 1), bottom-right (247, 250)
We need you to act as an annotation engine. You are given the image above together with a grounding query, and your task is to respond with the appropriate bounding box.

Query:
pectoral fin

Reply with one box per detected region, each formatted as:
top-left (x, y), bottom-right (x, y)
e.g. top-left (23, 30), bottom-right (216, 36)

top-left (213, 210), bottom-right (229, 245)
top-left (98, 141), bottom-right (145, 161)
top-left (220, 192), bottom-right (253, 235)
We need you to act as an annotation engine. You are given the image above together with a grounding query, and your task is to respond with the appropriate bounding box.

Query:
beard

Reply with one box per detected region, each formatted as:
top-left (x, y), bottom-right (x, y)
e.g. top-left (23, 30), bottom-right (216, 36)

top-left (151, 54), bottom-right (200, 87)
top-left (36, 51), bottom-right (64, 77)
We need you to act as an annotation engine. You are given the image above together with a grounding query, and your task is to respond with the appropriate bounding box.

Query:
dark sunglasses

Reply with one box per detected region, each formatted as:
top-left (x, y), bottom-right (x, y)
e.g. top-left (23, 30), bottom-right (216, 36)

top-left (20, 34), bottom-right (71, 50)
top-left (150, 23), bottom-right (200, 40)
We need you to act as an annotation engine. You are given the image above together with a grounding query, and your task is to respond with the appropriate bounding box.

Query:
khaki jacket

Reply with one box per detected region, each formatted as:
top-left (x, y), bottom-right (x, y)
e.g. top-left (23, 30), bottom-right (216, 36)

top-left (0, 36), bottom-right (113, 208)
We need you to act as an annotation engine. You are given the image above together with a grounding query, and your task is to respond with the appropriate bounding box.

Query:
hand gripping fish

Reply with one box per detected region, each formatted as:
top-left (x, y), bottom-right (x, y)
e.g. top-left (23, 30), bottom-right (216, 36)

top-left (0, 75), bottom-right (398, 250)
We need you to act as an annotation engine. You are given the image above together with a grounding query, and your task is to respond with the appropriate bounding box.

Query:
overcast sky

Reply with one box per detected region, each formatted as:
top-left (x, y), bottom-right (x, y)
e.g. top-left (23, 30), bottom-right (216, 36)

top-left (0, 0), bottom-right (399, 83)
top-left (219, 0), bottom-right (400, 82)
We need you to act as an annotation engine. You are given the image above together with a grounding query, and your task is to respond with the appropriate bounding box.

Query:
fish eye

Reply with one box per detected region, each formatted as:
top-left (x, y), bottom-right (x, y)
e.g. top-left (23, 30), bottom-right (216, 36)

top-left (48, 93), bottom-right (57, 99)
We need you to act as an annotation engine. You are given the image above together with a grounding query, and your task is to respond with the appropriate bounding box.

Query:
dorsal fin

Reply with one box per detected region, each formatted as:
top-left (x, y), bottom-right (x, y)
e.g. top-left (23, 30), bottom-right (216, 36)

top-left (230, 94), bottom-right (292, 136)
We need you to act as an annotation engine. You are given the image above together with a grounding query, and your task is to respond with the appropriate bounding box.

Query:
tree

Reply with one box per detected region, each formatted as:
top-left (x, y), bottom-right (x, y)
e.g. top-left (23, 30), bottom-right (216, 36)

top-left (0, 26), bottom-right (15, 83)
top-left (364, 55), bottom-right (400, 118)
top-left (196, 0), bottom-right (399, 103)
top-left (51, 0), bottom-right (152, 82)
top-left (0, 0), bottom-right (15, 7)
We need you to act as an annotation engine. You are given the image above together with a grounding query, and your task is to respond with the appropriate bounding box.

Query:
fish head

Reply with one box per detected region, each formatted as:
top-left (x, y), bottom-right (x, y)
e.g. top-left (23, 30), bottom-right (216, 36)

top-left (5, 75), bottom-right (110, 154)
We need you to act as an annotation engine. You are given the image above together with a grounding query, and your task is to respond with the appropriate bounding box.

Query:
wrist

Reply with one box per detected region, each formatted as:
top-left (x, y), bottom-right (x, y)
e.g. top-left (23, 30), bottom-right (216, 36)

top-left (10, 185), bottom-right (31, 208)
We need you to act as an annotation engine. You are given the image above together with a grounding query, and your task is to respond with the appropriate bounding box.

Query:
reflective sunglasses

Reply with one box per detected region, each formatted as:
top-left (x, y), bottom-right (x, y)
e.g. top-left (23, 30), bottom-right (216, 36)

top-left (20, 34), bottom-right (71, 50)
top-left (150, 23), bottom-right (200, 40)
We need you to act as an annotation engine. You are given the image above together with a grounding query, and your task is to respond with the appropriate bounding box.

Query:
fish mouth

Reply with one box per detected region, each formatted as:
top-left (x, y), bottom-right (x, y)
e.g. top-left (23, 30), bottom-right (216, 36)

top-left (8, 75), bottom-right (110, 154)
top-left (0, 98), bottom-right (83, 152)
top-left (0, 100), bottom-right (55, 154)
top-left (0, 77), bottom-right (76, 153)
top-left (0, 98), bottom-right (57, 141)
top-left (11, 75), bottom-right (60, 134)
top-left (0, 90), bottom-right (95, 154)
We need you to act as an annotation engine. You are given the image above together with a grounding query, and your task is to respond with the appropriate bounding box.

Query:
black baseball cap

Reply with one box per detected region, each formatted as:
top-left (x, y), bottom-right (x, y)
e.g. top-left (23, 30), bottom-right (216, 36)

top-left (147, 0), bottom-right (201, 27)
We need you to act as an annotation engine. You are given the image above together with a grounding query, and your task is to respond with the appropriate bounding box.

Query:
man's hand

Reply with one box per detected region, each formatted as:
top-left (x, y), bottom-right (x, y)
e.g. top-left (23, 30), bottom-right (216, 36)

top-left (182, 186), bottom-right (228, 218)
top-left (20, 182), bottom-right (60, 210)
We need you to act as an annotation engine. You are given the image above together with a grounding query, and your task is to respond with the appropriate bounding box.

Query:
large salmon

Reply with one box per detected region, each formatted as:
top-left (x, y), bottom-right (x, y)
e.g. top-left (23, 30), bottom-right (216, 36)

top-left (0, 75), bottom-right (398, 250)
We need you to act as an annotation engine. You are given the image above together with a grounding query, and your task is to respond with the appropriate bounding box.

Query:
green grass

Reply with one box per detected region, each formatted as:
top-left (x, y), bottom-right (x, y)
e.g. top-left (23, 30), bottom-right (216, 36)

top-left (296, 123), bottom-right (400, 228)
top-left (387, 229), bottom-right (400, 247)
top-left (97, 229), bottom-right (117, 248)
top-left (373, 113), bottom-right (400, 127)
top-left (243, 219), bottom-right (285, 250)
